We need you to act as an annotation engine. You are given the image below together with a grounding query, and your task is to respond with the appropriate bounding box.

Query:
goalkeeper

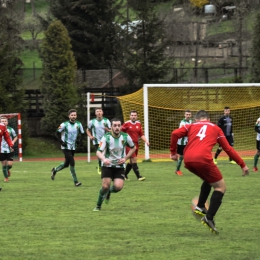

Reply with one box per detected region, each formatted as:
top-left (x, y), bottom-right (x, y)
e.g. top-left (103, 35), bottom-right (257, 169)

top-left (253, 117), bottom-right (260, 172)
top-left (51, 109), bottom-right (85, 187)
top-left (213, 107), bottom-right (235, 165)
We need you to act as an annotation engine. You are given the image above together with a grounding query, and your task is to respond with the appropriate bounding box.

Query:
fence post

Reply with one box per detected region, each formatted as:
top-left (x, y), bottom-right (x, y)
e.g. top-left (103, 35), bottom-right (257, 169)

top-left (33, 61), bottom-right (35, 80)
top-left (204, 68), bottom-right (208, 83)
top-left (174, 68), bottom-right (178, 83)
top-left (234, 68), bottom-right (238, 78)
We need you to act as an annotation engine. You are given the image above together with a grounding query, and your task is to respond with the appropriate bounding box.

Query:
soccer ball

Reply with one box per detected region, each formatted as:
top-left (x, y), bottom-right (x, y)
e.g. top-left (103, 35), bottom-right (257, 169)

top-left (191, 196), bottom-right (209, 212)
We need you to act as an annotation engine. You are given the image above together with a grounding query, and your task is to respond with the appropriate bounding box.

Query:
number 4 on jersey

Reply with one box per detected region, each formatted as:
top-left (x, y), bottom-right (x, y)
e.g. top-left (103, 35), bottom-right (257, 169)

top-left (196, 125), bottom-right (207, 140)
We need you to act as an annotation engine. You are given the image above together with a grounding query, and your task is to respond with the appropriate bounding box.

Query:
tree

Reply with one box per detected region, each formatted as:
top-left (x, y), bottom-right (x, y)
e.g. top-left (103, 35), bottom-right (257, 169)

top-left (0, 1), bottom-right (24, 113)
top-left (23, 15), bottom-right (44, 48)
top-left (250, 13), bottom-right (260, 82)
top-left (116, 0), bottom-right (173, 91)
top-left (40, 20), bottom-right (78, 134)
top-left (49, 0), bottom-right (122, 70)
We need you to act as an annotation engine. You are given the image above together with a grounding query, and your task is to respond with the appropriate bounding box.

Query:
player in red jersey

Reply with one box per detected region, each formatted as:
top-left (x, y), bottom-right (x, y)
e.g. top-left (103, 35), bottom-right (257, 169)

top-left (0, 121), bottom-right (14, 186)
top-left (121, 110), bottom-right (149, 181)
top-left (170, 110), bottom-right (249, 234)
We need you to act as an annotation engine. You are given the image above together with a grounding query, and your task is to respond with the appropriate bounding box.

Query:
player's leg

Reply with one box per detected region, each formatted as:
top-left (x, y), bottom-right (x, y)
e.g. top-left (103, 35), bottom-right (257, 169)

top-left (51, 149), bottom-right (69, 180)
top-left (186, 162), bottom-right (224, 234)
top-left (132, 157), bottom-right (145, 181)
top-left (253, 141), bottom-right (260, 172)
top-left (204, 166), bottom-right (225, 234)
top-left (7, 152), bottom-right (14, 177)
top-left (0, 154), bottom-right (9, 181)
top-left (194, 181), bottom-right (212, 218)
top-left (214, 145), bottom-right (222, 164)
top-left (130, 149), bottom-right (145, 181)
top-left (0, 154), bottom-right (5, 189)
top-left (227, 135), bottom-right (236, 164)
top-left (95, 144), bottom-right (102, 175)
top-left (176, 145), bottom-right (184, 176)
top-left (124, 146), bottom-right (132, 179)
top-left (66, 150), bottom-right (81, 186)
top-left (105, 168), bottom-right (125, 204)
top-left (93, 167), bottom-right (112, 211)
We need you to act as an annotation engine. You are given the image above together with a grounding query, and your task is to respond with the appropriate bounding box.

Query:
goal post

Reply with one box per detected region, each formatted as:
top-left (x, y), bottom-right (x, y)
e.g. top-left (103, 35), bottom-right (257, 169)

top-left (118, 83), bottom-right (260, 161)
top-left (0, 113), bottom-right (22, 162)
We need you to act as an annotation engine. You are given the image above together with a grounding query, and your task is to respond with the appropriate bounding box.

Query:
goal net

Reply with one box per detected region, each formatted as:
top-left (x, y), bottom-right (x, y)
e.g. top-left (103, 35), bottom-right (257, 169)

top-left (117, 83), bottom-right (260, 161)
top-left (0, 113), bottom-right (22, 161)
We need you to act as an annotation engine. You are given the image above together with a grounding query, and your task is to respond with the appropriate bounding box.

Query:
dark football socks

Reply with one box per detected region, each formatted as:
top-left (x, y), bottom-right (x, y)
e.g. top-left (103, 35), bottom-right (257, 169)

top-left (197, 181), bottom-right (212, 209)
top-left (124, 163), bottom-right (132, 176)
top-left (206, 190), bottom-right (224, 220)
top-left (214, 148), bottom-right (222, 159)
top-left (176, 155), bottom-right (183, 171)
top-left (132, 163), bottom-right (141, 179)
top-left (254, 154), bottom-right (259, 167)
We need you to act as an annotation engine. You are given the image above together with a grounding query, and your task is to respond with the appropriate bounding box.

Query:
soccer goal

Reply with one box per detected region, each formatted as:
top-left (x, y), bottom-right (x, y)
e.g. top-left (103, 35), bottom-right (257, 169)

top-left (117, 83), bottom-right (260, 161)
top-left (0, 113), bottom-right (22, 162)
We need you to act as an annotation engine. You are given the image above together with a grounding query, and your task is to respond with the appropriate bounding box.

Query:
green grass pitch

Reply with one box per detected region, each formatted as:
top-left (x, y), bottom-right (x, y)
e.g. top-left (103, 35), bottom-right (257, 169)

top-left (1, 159), bottom-right (259, 260)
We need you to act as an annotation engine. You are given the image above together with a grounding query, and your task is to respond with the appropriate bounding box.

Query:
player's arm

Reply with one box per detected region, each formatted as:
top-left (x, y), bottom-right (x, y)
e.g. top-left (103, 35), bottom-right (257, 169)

top-left (217, 116), bottom-right (224, 128)
top-left (170, 126), bottom-right (188, 160)
top-left (231, 116), bottom-right (234, 136)
top-left (55, 131), bottom-right (66, 146)
top-left (140, 135), bottom-right (149, 146)
top-left (96, 136), bottom-right (111, 166)
top-left (255, 119), bottom-right (260, 133)
top-left (79, 123), bottom-right (85, 135)
top-left (139, 126), bottom-right (149, 146)
top-left (126, 135), bottom-right (136, 160)
top-left (3, 127), bottom-right (13, 150)
top-left (218, 131), bottom-right (248, 175)
top-left (55, 124), bottom-right (66, 146)
top-left (86, 128), bottom-right (95, 141)
top-left (118, 135), bottom-right (136, 165)
top-left (12, 130), bottom-right (18, 145)
top-left (104, 119), bottom-right (111, 132)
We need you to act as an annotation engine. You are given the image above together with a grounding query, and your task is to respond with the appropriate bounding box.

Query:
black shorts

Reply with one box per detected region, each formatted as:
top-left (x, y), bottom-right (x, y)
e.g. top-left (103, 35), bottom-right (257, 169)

top-left (101, 167), bottom-right (125, 181)
top-left (219, 135), bottom-right (234, 148)
top-left (177, 145), bottom-right (185, 156)
top-left (257, 140), bottom-right (260, 151)
top-left (0, 152), bottom-right (14, 161)
top-left (225, 135), bottom-right (234, 146)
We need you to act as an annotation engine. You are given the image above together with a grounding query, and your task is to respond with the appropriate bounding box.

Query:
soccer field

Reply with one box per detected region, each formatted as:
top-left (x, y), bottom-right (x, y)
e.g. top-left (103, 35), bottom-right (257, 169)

top-left (1, 159), bottom-right (259, 260)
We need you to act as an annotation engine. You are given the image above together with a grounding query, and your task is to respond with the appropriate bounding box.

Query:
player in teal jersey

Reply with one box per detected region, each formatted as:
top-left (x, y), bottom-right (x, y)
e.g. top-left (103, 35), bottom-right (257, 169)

top-left (175, 110), bottom-right (192, 176)
top-left (0, 117), bottom-right (17, 182)
top-left (51, 109), bottom-right (85, 186)
top-left (93, 118), bottom-right (136, 211)
top-left (86, 108), bottom-right (111, 175)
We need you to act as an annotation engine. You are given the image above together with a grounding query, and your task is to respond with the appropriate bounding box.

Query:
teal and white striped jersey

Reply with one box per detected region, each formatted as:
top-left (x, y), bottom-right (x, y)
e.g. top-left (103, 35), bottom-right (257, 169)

top-left (1, 126), bottom-right (17, 153)
top-left (177, 118), bottom-right (192, 145)
top-left (57, 121), bottom-right (84, 150)
top-left (98, 132), bottom-right (134, 168)
top-left (88, 117), bottom-right (111, 145)
top-left (256, 117), bottom-right (260, 141)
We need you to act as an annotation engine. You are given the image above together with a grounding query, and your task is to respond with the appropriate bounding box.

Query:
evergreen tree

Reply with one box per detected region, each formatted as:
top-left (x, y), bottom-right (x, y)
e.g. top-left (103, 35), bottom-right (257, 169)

top-left (250, 13), bottom-right (260, 82)
top-left (0, 2), bottom-right (24, 113)
top-left (117, 0), bottom-right (173, 91)
top-left (40, 20), bottom-right (78, 134)
top-left (50, 0), bottom-right (122, 69)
